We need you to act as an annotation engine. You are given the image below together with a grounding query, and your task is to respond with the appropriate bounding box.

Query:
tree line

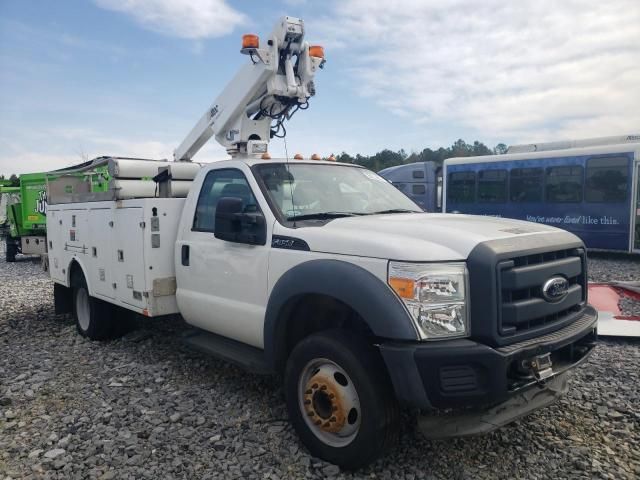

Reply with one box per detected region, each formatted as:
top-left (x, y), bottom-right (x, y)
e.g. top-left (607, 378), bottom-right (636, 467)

top-left (0, 174), bottom-right (19, 186)
top-left (335, 139), bottom-right (507, 172)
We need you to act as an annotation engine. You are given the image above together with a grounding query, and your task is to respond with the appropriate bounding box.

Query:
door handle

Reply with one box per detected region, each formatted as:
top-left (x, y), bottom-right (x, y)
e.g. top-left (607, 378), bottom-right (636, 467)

top-left (181, 245), bottom-right (190, 266)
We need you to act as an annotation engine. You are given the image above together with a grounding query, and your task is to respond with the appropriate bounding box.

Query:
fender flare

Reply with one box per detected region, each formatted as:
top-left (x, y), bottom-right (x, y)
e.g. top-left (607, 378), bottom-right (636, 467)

top-left (263, 259), bottom-right (418, 370)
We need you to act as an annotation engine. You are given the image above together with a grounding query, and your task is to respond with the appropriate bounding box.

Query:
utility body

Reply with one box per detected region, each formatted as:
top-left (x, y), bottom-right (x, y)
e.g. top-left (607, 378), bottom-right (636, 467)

top-left (45, 16), bottom-right (597, 469)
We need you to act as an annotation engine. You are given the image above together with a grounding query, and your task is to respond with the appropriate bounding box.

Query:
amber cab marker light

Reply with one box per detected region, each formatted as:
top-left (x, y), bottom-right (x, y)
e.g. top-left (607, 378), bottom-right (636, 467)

top-left (261, 152), bottom-right (271, 160)
top-left (311, 153), bottom-right (321, 160)
top-left (389, 277), bottom-right (414, 299)
top-left (241, 34), bottom-right (259, 54)
top-left (327, 154), bottom-right (336, 162)
top-left (293, 153), bottom-right (304, 160)
top-left (309, 45), bottom-right (324, 59)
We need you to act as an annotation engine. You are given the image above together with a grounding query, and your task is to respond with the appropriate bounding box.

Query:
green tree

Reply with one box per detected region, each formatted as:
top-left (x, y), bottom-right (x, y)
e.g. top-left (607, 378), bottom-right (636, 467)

top-left (334, 139), bottom-right (499, 172)
top-left (494, 143), bottom-right (508, 155)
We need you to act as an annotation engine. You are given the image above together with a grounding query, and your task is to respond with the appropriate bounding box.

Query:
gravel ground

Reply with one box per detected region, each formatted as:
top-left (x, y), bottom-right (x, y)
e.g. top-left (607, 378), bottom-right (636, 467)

top-left (1, 245), bottom-right (639, 480)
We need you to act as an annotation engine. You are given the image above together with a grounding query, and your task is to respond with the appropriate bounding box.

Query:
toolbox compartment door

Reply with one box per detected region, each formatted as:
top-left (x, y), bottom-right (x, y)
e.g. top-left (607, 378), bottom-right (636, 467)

top-left (89, 208), bottom-right (115, 300)
top-left (113, 207), bottom-right (147, 309)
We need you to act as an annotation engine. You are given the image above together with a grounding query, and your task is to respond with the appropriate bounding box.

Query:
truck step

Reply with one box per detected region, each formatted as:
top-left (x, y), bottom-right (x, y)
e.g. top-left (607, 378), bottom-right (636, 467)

top-left (182, 329), bottom-right (272, 375)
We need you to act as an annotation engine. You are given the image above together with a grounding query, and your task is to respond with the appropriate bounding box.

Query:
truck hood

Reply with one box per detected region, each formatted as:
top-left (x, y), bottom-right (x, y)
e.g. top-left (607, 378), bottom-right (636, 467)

top-left (285, 213), bottom-right (573, 261)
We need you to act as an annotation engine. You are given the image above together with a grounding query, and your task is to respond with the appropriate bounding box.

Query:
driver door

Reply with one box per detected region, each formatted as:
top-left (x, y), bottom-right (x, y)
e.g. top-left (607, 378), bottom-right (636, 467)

top-left (176, 168), bottom-right (271, 348)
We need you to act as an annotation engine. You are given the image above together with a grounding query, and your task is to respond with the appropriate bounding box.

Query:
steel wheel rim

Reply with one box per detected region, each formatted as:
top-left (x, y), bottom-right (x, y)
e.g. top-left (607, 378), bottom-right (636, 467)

top-left (298, 358), bottom-right (361, 448)
top-left (76, 288), bottom-right (90, 331)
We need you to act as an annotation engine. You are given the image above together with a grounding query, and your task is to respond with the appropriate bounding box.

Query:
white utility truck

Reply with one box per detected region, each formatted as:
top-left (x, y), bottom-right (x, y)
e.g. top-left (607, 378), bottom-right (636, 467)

top-left (45, 17), bottom-right (597, 468)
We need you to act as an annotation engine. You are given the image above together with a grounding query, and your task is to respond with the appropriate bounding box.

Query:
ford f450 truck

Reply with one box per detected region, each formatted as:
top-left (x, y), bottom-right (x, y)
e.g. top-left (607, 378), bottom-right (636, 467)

top-left (44, 16), bottom-right (597, 468)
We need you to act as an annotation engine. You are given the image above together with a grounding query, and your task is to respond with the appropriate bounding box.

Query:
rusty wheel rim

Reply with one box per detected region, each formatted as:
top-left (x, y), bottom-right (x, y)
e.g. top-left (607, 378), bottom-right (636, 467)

top-left (298, 358), bottom-right (361, 447)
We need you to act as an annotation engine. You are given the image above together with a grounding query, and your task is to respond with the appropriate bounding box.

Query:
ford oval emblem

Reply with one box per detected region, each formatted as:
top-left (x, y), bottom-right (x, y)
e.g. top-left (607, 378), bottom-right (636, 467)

top-left (542, 277), bottom-right (569, 302)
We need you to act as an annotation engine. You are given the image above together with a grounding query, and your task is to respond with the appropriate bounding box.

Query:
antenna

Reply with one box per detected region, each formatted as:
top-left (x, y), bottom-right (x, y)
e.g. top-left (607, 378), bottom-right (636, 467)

top-left (283, 136), bottom-right (296, 227)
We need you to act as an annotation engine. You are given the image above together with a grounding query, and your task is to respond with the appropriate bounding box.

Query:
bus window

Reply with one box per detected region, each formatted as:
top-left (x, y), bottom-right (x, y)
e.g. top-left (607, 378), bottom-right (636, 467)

top-left (585, 156), bottom-right (628, 202)
top-left (412, 170), bottom-right (425, 179)
top-left (477, 169), bottom-right (507, 202)
top-left (448, 172), bottom-right (476, 203)
top-left (546, 166), bottom-right (583, 203)
top-left (510, 167), bottom-right (543, 202)
top-left (412, 184), bottom-right (426, 195)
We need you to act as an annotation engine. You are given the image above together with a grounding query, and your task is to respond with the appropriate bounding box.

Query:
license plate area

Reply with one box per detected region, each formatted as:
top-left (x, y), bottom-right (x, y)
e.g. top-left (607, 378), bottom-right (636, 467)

top-left (529, 353), bottom-right (553, 380)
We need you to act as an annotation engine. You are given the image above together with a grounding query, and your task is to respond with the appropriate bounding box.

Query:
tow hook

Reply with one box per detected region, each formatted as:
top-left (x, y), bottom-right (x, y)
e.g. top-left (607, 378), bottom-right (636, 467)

top-left (523, 353), bottom-right (554, 386)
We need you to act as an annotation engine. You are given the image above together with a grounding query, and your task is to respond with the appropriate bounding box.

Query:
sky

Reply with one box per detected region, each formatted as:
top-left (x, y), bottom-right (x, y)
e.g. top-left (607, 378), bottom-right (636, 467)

top-left (0, 0), bottom-right (639, 174)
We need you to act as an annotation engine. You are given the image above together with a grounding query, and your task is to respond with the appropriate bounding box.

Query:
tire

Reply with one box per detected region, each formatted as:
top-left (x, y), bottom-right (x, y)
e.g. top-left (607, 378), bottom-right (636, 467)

top-left (284, 329), bottom-right (399, 469)
top-left (5, 237), bottom-right (17, 262)
top-left (72, 275), bottom-right (116, 340)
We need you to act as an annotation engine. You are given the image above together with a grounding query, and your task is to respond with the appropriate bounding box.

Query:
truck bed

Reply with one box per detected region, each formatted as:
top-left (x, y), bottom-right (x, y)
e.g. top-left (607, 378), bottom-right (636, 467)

top-left (47, 198), bottom-right (185, 317)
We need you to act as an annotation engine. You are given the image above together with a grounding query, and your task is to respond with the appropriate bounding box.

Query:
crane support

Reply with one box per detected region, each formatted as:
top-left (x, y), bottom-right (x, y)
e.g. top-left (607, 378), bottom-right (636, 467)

top-left (174, 16), bottom-right (324, 161)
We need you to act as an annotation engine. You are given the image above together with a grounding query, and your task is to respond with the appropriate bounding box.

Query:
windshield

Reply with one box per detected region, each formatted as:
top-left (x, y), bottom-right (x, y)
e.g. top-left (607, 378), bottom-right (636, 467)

top-left (254, 163), bottom-right (422, 220)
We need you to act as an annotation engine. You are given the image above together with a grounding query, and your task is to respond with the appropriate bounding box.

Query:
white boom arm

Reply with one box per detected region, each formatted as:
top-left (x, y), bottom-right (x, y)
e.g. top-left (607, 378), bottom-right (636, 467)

top-left (174, 16), bottom-right (324, 161)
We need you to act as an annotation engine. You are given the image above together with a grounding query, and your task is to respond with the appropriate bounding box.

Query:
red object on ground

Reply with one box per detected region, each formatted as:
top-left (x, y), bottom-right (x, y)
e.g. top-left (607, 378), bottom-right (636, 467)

top-left (588, 283), bottom-right (640, 322)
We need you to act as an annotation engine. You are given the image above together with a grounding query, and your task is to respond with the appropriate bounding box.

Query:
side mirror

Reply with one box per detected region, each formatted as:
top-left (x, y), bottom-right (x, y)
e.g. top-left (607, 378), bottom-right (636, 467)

top-left (214, 197), bottom-right (266, 245)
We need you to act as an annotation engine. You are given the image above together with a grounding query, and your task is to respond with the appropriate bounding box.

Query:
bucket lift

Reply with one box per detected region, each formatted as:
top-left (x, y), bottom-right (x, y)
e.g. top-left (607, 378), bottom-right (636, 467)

top-left (47, 16), bottom-right (324, 203)
top-left (174, 16), bottom-right (325, 161)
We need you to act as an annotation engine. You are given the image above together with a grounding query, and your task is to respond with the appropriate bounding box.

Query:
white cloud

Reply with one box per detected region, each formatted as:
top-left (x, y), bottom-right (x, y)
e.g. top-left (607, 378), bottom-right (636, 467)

top-left (93, 0), bottom-right (246, 39)
top-left (315, 0), bottom-right (640, 143)
top-left (0, 129), bottom-right (229, 175)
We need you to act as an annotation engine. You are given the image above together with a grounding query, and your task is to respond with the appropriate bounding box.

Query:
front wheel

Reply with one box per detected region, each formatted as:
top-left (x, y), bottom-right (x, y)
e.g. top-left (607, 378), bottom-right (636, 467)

top-left (284, 330), bottom-right (399, 469)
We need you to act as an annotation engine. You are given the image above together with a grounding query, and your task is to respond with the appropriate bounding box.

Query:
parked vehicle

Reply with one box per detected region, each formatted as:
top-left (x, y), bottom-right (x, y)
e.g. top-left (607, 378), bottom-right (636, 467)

top-left (3, 172), bottom-right (48, 262)
top-left (443, 135), bottom-right (640, 253)
top-left (2, 164), bottom-right (110, 262)
top-left (378, 161), bottom-right (441, 211)
top-left (44, 16), bottom-right (597, 468)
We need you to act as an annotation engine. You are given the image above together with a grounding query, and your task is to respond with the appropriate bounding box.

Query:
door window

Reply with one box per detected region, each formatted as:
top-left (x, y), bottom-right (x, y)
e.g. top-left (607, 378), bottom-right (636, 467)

top-left (193, 169), bottom-right (259, 232)
top-left (412, 184), bottom-right (426, 195)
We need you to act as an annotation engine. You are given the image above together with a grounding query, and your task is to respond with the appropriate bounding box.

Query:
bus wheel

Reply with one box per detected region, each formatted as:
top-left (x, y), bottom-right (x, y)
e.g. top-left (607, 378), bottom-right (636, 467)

top-left (72, 275), bottom-right (116, 340)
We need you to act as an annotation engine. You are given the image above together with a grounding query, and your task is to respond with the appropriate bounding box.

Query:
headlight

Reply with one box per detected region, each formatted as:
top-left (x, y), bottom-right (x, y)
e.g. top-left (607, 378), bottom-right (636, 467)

top-left (388, 262), bottom-right (469, 340)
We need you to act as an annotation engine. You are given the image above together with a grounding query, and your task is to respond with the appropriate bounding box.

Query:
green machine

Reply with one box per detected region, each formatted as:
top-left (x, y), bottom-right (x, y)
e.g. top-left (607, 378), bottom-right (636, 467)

top-left (2, 163), bottom-right (110, 262)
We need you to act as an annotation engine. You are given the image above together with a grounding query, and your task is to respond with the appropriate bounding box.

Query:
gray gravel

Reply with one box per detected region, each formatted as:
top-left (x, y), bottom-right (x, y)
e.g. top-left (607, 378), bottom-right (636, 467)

top-left (1, 245), bottom-right (639, 479)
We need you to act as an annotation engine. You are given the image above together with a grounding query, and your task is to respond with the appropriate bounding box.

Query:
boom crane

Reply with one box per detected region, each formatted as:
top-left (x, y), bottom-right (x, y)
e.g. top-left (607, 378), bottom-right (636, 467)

top-left (174, 16), bottom-right (325, 162)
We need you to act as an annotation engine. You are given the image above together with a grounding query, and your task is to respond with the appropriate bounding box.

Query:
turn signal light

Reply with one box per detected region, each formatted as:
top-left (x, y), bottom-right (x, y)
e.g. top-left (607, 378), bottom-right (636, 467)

top-left (389, 277), bottom-right (414, 299)
top-left (241, 34), bottom-right (259, 54)
top-left (293, 153), bottom-right (304, 160)
top-left (309, 45), bottom-right (324, 59)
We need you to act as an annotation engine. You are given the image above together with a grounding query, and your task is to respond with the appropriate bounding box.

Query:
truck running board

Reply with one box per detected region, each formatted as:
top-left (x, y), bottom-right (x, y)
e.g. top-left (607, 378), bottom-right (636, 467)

top-left (182, 329), bottom-right (272, 375)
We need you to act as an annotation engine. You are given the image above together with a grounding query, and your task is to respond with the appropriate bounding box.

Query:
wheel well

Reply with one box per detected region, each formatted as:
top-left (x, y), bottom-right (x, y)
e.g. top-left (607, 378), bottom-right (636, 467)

top-left (68, 260), bottom-right (85, 287)
top-left (275, 294), bottom-right (375, 374)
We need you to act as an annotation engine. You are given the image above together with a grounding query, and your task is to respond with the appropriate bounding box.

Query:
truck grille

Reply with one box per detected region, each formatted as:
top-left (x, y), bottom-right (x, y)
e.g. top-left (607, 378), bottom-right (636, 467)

top-left (497, 248), bottom-right (586, 338)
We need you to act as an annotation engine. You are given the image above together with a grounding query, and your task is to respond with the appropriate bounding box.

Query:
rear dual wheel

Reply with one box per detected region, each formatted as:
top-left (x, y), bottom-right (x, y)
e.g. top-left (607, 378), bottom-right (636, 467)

top-left (72, 275), bottom-right (134, 340)
top-left (5, 236), bottom-right (17, 262)
top-left (284, 330), bottom-right (399, 469)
